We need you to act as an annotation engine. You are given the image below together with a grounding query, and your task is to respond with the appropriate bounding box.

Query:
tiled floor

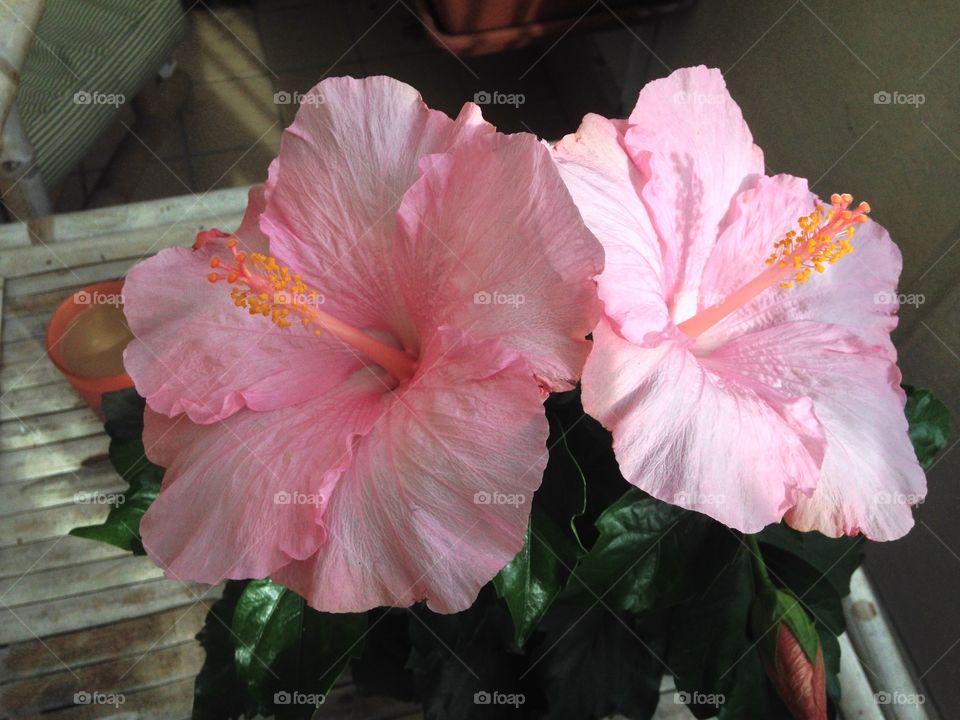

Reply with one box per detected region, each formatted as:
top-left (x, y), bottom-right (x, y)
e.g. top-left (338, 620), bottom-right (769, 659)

top-left (52, 0), bottom-right (621, 212)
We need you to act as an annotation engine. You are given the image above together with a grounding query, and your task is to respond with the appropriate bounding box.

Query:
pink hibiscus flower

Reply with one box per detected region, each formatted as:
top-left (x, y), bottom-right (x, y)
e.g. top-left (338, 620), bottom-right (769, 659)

top-left (123, 76), bottom-right (602, 612)
top-left (553, 66), bottom-right (924, 540)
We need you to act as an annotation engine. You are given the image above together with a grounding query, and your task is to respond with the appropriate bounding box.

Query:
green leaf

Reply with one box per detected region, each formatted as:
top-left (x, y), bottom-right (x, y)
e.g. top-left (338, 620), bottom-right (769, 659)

top-left (70, 389), bottom-right (163, 554)
top-left (542, 391), bottom-right (630, 539)
top-left (750, 530), bottom-right (847, 714)
top-left (560, 489), bottom-right (737, 612)
top-left (101, 387), bottom-right (148, 439)
top-left (904, 384), bottom-right (951, 468)
top-left (818, 626), bottom-right (842, 704)
top-left (494, 508), bottom-right (580, 647)
top-left (193, 581), bottom-right (248, 720)
top-left (668, 549), bottom-right (793, 719)
top-left (409, 590), bottom-right (531, 720)
top-left (494, 403), bottom-right (588, 646)
top-left (531, 606), bottom-right (665, 720)
top-left (351, 608), bottom-right (418, 702)
top-left (232, 579), bottom-right (366, 718)
top-left (757, 523), bottom-right (863, 599)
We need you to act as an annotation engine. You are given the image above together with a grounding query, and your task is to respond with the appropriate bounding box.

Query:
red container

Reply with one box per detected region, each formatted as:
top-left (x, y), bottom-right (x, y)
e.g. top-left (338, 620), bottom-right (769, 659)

top-left (46, 279), bottom-right (135, 417)
top-left (416, 0), bottom-right (695, 55)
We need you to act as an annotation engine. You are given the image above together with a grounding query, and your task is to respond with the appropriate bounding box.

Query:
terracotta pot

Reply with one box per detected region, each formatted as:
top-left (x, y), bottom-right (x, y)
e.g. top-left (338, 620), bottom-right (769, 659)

top-left (417, 0), bottom-right (695, 55)
top-left (46, 279), bottom-right (135, 417)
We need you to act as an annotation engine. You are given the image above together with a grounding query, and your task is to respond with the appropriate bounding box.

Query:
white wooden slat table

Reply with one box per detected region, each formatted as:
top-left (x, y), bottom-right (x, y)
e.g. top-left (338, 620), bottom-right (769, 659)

top-left (0, 189), bottom-right (246, 719)
top-left (0, 188), bottom-right (925, 719)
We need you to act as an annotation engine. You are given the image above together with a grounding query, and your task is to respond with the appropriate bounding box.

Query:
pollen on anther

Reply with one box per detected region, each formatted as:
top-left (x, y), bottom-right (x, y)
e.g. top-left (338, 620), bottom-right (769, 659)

top-left (205, 246), bottom-right (331, 337)
top-left (764, 192), bottom-right (870, 290)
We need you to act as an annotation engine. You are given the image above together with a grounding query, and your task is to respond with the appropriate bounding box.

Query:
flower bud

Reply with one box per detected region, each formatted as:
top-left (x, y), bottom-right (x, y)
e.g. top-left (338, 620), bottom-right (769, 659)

top-left (750, 587), bottom-right (826, 720)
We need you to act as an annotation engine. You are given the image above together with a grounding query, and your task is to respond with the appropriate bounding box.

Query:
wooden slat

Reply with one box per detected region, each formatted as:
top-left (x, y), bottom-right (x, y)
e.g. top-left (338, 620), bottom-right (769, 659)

top-left (0, 501), bottom-right (112, 548)
top-left (0, 536), bottom-right (127, 580)
top-left (0, 554), bottom-right (166, 607)
top-left (0, 407), bottom-right (102, 452)
top-left (26, 676), bottom-right (196, 720)
top-left (0, 210), bottom-right (244, 278)
top-left (0, 356), bottom-right (62, 391)
top-left (0, 382), bottom-right (92, 422)
top-left (1, 640), bottom-right (204, 715)
top-left (3, 281), bottom-right (118, 316)
top-left (0, 307), bottom-right (49, 343)
top-left (0, 464), bottom-right (122, 515)
top-left (3, 257), bottom-right (136, 299)
top-left (0, 576), bottom-right (219, 644)
top-left (0, 602), bottom-right (211, 681)
top-left (0, 186), bottom-right (249, 249)
top-left (1, 334), bottom-right (49, 368)
top-left (0, 189), bottom-right (254, 720)
top-left (0, 303), bottom-right (79, 344)
top-left (0, 431), bottom-right (109, 482)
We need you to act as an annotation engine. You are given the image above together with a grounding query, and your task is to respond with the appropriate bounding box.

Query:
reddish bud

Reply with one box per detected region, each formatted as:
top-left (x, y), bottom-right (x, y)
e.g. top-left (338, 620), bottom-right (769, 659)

top-left (762, 623), bottom-right (827, 720)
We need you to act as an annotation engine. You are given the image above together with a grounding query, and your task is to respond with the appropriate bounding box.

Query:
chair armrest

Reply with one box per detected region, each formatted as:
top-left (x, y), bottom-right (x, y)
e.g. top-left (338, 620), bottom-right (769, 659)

top-left (0, 0), bottom-right (46, 127)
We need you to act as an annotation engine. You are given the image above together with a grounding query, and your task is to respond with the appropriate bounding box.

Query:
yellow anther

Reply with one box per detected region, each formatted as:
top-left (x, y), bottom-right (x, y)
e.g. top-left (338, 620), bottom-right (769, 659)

top-left (210, 248), bottom-right (328, 335)
top-left (765, 193), bottom-right (869, 290)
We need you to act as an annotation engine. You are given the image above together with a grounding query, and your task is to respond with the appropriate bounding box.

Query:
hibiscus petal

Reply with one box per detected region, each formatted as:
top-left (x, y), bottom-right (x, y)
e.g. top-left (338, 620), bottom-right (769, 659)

top-left (582, 317), bottom-right (824, 533)
top-left (139, 369), bottom-right (388, 583)
top-left (234, 184), bottom-right (270, 252)
top-left (261, 75), bottom-right (493, 342)
top-left (623, 66), bottom-right (764, 319)
top-left (698, 174), bottom-right (903, 353)
top-left (273, 329), bottom-right (548, 613)
top-left (123, 233), bottom-right (365, 424)
top-left (395, 131), bottom-right (603, 390)
top-left (553, 113), bottom-right (669, 345)
top-left (704, 321), bottom-right (925, 540)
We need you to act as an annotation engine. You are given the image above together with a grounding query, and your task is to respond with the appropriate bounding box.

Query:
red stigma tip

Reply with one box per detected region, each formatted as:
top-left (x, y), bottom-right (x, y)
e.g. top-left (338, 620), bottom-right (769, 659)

top-left (193, 228), bottom-right (231, 251)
